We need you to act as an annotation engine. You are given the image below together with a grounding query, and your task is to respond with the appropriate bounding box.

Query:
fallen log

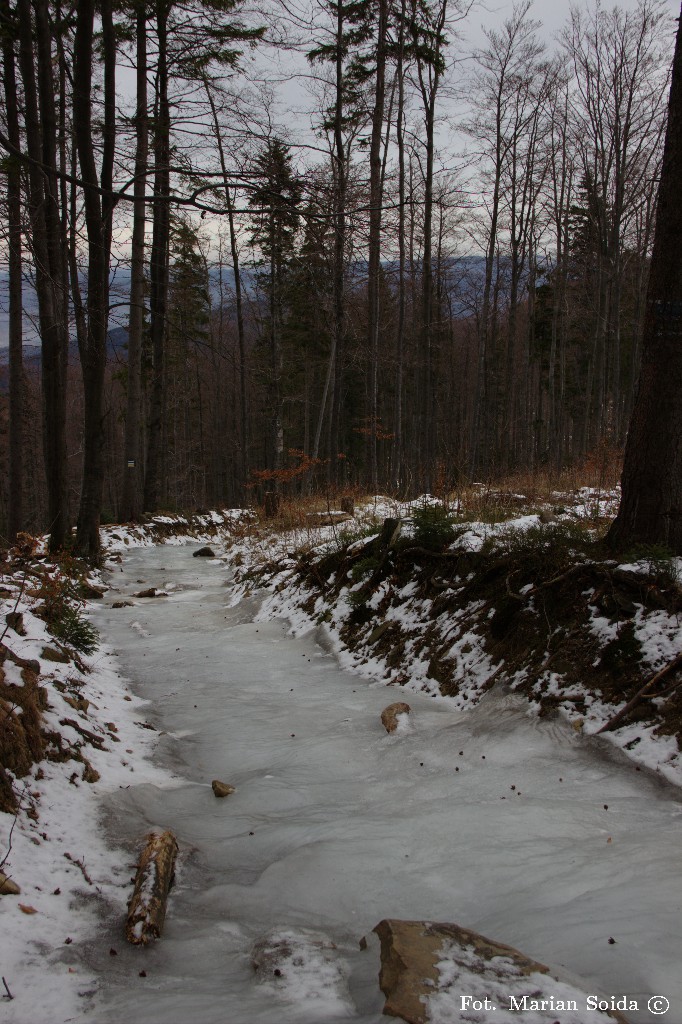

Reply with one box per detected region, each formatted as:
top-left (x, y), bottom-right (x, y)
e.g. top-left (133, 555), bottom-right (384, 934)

top-left (126, 829), bottom-right (178, 945)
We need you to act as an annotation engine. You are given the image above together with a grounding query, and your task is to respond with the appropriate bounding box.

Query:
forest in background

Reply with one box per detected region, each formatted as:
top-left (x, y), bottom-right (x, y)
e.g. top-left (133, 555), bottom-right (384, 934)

top-left (0, 0), bottom-right (675, 554)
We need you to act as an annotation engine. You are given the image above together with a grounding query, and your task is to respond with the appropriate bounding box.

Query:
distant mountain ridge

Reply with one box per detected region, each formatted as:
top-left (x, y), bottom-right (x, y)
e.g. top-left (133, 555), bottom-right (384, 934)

top-left (0, 255), bottom-right (494, 353)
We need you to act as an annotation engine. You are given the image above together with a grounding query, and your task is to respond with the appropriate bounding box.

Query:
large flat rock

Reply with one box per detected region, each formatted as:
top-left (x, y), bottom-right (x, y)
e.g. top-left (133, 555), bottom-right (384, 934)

top-left (372, 919), bottom-right (631, 1024)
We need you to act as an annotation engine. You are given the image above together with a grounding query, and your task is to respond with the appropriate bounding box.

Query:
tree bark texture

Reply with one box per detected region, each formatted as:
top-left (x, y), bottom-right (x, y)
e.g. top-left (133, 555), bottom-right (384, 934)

top-left (122, 6), bottom-right (149, 523)
top-left (2, 10), bottom-right (24, 539)
top-left (17, 0), bottom-right (69, 551)
top-left (73, 0), bottom-right (116, 560)
top-left (144, 0), bottom-right (171, 512)
top-left (367, 0), bottom-right (388, 492)
top-left (126, 829), bottom-right (178, 944)
top-left (328, 2), bottom-right (347, 485)
top-left (607, 4), bottom-right (682, 554)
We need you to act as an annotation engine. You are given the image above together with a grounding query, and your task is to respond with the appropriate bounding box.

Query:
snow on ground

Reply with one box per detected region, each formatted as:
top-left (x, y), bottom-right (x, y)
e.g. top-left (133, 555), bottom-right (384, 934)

top-left (429, 942), bottom-right (627, 1024)
top-left (252, 928), bottom-right (354, 1019)
top-left (0, 512), bottom-right (254, 1022)
top-left (0, 572), bottom-right (180, 1023)
top-left (1, 491), bottom-right (680, 1023)
top-left (102, 508), bottom-right (253, 556)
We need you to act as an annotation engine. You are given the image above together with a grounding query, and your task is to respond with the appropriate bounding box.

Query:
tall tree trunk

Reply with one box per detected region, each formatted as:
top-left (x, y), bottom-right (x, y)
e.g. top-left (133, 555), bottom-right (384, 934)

top-left (419, 99), bottom-right (436, 490)
top-left (367, 0), bottom-right (388, 492)
top-left (226, 191), bottom-right (248, 490)
top-left (269, 224), bottom-right (283, 472)
top-left (17, 0), bottom-right (69, 551)
top-left (391, 0), bottom-right (407, 492)
top-left (607, 4), bottom-right (682, 553)
top-left (2, 10), bottom-right (23, 540)
top-left (122, 4), bottom-right (149, 522)
top-left (144, 0), bottom-right (171, 511)
top-left (328, 2), bottom-right (347, 486)
top-left (73, 0), bottom-right (116, 560)
top-left (411, 0), bottom-right (448, 489)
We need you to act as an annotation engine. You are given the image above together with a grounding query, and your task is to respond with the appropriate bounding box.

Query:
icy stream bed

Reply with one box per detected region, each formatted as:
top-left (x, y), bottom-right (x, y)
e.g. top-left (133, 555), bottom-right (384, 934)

top-left (86, 544), bottom-right (682, 1024)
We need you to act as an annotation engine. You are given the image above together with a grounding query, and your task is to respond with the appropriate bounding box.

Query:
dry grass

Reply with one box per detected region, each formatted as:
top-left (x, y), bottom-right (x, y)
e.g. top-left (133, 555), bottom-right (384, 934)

top-left (444, 446), bottom-right (622, 527)
top-left (470, 448), bottom-right (620, 501)
top-left (239, 446), bottom-right (623, 546)
top-left (254, 488), bottom-right (362, 529)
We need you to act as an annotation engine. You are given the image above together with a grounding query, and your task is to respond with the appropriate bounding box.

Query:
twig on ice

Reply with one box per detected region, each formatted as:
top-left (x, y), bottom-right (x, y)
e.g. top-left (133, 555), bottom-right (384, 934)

top-left (64, 852), bottom-right (94, 885)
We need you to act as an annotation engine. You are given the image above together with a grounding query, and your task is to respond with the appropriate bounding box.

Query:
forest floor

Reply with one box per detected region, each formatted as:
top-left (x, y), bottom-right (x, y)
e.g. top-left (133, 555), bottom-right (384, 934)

top-left (0, 489), bottom-right (681, 1020)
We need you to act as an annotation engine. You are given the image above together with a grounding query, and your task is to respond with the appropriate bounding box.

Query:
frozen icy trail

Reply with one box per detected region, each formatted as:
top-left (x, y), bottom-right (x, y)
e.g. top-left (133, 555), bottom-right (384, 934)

top-left (86, 543), bottom-right (682, 1024)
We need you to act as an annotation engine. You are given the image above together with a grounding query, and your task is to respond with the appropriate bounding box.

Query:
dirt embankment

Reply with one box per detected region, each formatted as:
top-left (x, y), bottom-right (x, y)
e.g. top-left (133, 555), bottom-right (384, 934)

top-left (0, 542), bottom-right (106, 813)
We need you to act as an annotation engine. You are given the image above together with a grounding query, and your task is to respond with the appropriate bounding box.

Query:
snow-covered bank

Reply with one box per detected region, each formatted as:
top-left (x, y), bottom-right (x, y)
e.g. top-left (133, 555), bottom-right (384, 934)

top-left (0, 567), bottom-right (179, 1022)
top-left (224, 493), bottom-right (682, 788)
top-left (0, 511), bottom-right (254, 1022)
top-left (102, 507), bottom-right (254, 555)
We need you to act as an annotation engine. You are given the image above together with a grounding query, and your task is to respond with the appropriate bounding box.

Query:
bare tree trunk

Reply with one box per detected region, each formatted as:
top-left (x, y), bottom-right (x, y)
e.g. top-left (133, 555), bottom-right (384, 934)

top-left (328, 3), bottom-right (347, 486)
top-left (73, 0), bottom-right (116, 560)
top-left (144, 0), bottom-right (171, 512)
top-left (547, 82), bottom-right (573, 471)
top-left (268, 233), bottom-right (283, 472)
top-left (2, 11), bottom-right (23, 539)
top-left (367, 0), bottom-right (388, 493)
top-left (122, 5), bottom-right (148, 522)
top-left (391, 0), bottom-right (407, 492)
top-left (607, 4), bottom-right (682, 553)
top-left (17, 0), bottom-right (69, 551)
top-left (411, 0), bottom-right (447, 490)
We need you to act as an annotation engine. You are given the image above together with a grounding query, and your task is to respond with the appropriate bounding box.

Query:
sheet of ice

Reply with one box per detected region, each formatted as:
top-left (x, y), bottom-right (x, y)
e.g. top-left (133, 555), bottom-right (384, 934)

top-left (74, 544), bottom-right (682, 1024)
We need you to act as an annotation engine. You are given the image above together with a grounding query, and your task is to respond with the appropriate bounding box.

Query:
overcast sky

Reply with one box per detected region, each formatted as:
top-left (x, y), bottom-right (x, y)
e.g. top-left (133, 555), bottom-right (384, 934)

top-left (478, 0), bottom-right (679, 38)
top-left (468, 0), bottom-right (680, 52)
top-left (258, 0), bottom-right (679, 161)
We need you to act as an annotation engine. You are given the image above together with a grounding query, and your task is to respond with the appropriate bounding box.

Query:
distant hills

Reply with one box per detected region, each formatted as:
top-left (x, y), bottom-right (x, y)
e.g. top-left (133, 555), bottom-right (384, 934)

top-left (0, 265), bottom-right (239, 352)
top-left (0, 254), bottom-right (495, 359)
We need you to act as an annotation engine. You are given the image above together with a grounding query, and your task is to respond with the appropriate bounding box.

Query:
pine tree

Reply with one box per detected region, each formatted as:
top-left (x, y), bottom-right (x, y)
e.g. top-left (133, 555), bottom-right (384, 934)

top-left (249, 139), bottom-right (302, 473)
top-left (164, 218), bottom-right (212, 506)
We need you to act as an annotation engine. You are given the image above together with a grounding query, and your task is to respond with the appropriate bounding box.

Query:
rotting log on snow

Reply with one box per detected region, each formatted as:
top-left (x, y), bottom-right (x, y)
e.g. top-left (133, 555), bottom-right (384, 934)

top-left (126, 829), bottom-right (178, 945)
